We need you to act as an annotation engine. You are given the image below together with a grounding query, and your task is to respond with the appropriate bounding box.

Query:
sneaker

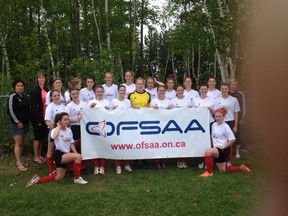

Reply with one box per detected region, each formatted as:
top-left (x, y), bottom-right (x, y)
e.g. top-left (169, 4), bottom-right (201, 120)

top-left (94, 167), bottom-right (100, 175)
top-left (26, 175), bottom-right (40, 188)
top-left (157, 164), bottom-right (161, 169)
top-left (177, 162), bottom-right (183, 168)
top-left (124, 165), bottom-right (132, 172)
top-left (182, 162), bottom-right (188, 168)
top-left (240, 164), bottom-right (251, 172)
top-left (200, 171), bottom-right (213, 177)
top-left (162, 163), bottom-right (166, 169)
top-left (116, 166), bottom-right (122, 174)
top-left (236, 154), bottom-right (241, 159)
top-left (100, 167), bottom-right (105, 174)
top-left (226, 162), bottom-right (232, 167)
top-left (198, 162), bottom-right (204, 169)
top-left (74, 176), bottom-right (88, 185)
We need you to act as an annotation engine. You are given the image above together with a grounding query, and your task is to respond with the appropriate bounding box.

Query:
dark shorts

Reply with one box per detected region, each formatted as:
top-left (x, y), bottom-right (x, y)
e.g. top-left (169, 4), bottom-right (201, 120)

top-left (54, 150), bottom-right (68, 168)
top-left (70, 125), bottom-right (80, 141)
top-left (215, 147), bottom-right (230, 163)
top-left (10, 123), bottom-right (29, 136)
top-left (32, 119), bottom-right (48, 141)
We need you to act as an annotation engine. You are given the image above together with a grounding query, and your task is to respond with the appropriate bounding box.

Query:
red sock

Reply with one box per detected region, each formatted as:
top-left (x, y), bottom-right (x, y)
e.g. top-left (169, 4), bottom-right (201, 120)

top-left (100, 159), bottom-right (105, 167)
top-left (226, 165), bottom-right (241, 172)
top-left (205, 156), bottom-right (213, 174)
top-left (124, 160), bottom-right (130, 166)
top-left (46, 157), bottom-right (54, 173)
top-left (37, 175), bottom-right (56, 184)
top-left (74, 162), bottom-right (81, 179)
top-left (226, 146), bottom-right (233, 162)
top-left (115, 160), bottom-right (120, 167)
top-left (92, 159), bottom-right (99, 168)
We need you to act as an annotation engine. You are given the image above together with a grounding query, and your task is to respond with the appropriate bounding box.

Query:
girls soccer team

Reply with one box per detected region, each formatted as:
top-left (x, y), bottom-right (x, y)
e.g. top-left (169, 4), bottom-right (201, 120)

top-left (18, 72), bottom-right (250, 187)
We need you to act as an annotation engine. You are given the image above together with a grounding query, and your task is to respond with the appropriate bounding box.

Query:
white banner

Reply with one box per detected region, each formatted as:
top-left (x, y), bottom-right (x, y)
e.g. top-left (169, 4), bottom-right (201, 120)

top-left (81, 107), bottom-right (211, 160)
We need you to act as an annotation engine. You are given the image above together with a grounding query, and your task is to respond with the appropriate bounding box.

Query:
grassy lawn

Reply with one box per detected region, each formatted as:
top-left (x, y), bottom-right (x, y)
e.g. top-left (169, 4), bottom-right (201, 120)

top-left (0, 151), bottom-right (264, 216)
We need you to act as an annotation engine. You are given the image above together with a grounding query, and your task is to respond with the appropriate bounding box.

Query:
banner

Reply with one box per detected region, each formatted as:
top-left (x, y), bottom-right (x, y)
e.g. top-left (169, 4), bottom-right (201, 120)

top-left (81, 107), bottom-right (211, 160)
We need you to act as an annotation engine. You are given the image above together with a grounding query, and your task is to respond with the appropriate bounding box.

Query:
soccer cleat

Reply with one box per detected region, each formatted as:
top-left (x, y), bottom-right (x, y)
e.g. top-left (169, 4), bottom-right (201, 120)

top-left (200, 171), bottom-right (213, 177)
top-left (182, 162), bottom-right (188, 168)
top-left (94, 167), bottom-right (100, 175)
top-left (116, 166), bottom-right (122, 174)
top-left (198, 162), bottom-right (204, 169)
top-left (240, 164), bottom-right (251, 172)
top-left (157, 164), bottom-right (161, 169)
top-left (26, 175), bottom-right (40, 188)
top-left (162, 163), bottom-right (167, 169)
top-left (99, 167), bottom-right (105, 175)
top-left (124, 165), bottom-right (132, 172)
top-left (226, 162), bottom-right (232, 166)
top-left (74, 176), bottom-right (88, 185)
top-left (177, 162), bottom-right (183, 168)
top-left (236, 154), bottom-right (241, 159)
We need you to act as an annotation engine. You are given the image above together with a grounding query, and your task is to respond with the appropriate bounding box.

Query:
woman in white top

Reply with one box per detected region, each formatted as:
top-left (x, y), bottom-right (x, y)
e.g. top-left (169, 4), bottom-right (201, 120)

top-left (79, 76), bottom-right (96, 103)
top-left (111, 85), bottom-right (133, 174)
top-left (171, 85), bottom-right (193, 169)
top-left (64, 77), bottom-right (81, 104)
top-left (121, 71), bottom-right (136, 98)
top-left (102, 72), bottom-right (118, 102)
top-left (207, 76), bottom-right (221, 99)
top-left (45, 89), bottom-right (66, 174)
top-left (45, 78), bottom-right (66, 106)
top-left (183, 76), bottom-right (199, 101)
top-left (150, 86), bottom-right (173, 169)
top-left (165, 78), bottom-right (176, 100)
top-left (26, 112), bottom-right (88, 187)
top-left (200, 108), bottom-right (250, 177)
top-left (88, 85), bottom-right (110, 175)
top-left (145, 77), bottom-right (165, 100)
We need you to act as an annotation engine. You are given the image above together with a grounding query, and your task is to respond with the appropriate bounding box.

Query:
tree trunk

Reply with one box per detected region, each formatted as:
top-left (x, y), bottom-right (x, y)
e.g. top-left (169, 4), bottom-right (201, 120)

top-left (197, 44), bottom-right (201, 82)
top-left (131, 0), bottom-right (138, 71)
top-left (105, 0), bottom-right (112, 58)
top-left (0, 34), bottom-right (10, 76)
top-left (91, 0), bottom-right (102, 54)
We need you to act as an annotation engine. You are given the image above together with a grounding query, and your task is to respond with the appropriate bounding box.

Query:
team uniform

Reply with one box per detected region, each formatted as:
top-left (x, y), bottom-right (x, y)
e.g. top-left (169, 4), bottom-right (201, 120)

top-left (171, 96), bottom-right (193, 107)
top-left (150, 98), bottom-right (172, 108)
top-left (122, 83), bottom-right (136, 99)
top-left (184, 89), bottom-right (199, 100)
top-left (79, 87), bottom-right (95, 103)
top-left (194, 96), bottom-right (215, 123)
top-left (207, 89), bottom-right (221, 99)
top-left (213, 96), bottom-right (240, 124)
top-left (45, 103), bottom-right (66, 126)
top-left (45, 90), bottom-right (66, 106)
top-left (165, 89), bottom-right (176, 100)
top-left (145, 87), bottom-right (157, 100)
top-left (87, 98), bottom-right (110, 109)
top-left (102, 84), bottom-right (118, 102)
top-left (128, 90), bottom-right (151, 108)
top-left (111, 98), bottom-right (131, 109)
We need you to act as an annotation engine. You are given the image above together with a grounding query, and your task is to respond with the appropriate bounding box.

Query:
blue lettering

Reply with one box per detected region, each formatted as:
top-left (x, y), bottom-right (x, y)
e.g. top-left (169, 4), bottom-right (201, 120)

top-left (184, 119), bottom-right (205, 133)
top-left (162, 120), bottom-right (183, 134)
top-left (139, 121), bottom-right (161, 135)
top-left (117, 121), bottom-right (138, 135)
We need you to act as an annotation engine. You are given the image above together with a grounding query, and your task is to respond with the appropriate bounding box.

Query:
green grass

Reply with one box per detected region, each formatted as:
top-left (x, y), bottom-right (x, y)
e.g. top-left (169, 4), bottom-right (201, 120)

top-left (0, 153), bottom-right (264, 216)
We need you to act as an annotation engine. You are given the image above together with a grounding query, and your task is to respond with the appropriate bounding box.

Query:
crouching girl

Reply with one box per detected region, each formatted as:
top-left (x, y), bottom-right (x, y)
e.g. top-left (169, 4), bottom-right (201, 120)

top-left (26, 112), bottom-right (88, 187)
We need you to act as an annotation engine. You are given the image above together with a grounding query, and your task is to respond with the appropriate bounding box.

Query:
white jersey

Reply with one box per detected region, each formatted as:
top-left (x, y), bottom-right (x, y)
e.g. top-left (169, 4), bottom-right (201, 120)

top-left (184, 89), bottom-right (199, 99)
top-left (145, 87), bottom-right (157, 100)
top-left (122, 83), bottom-right (136, 98)
top-left (165, 89), bottom-right (176, 100)
top-left (194, 96), bottom-right (215, 123)
top-left (214, 96), bottom-right (240, 122)
top-left (65, 100), bottom-right (87, 125)
top-left (111, 98), bottom-right (131, 109)
top-left (211, 122), bottom-right (235, 148)
top-left (150, 98), bottom-right (172, 109)
top-left (171, 96), bottom-right (193, 107)
top-left (64, 91), bottom-right (71, 103)
top-left (207, 89), bottom-right (221, 99)
top-left (79, 88), bottom-right (95, 103)
top-left (44, 102), bottom-right (66, 124)
top-left (51, 127), bottom-right (74, 153)
top-left (45, 90), bottom-right (66, 106)
top-left (87, 98), bottom-right (110, 108)
top-left (102, 84), bottom-right (118, 102)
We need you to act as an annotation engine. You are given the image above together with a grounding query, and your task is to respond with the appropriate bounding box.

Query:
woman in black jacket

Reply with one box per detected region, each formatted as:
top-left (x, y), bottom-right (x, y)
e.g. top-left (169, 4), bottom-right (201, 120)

top-left (8, 78), bottom-right (31, 171)
top-left (29, 72), bottom-right (49, 163)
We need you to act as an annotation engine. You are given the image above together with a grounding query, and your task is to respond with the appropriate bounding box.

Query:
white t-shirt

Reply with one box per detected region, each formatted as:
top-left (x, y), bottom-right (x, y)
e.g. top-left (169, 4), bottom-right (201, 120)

top-left (45, 90), bottom-right (66, 106)
top-left (87, 98), bottom-right (110, 108)
top-left (214, 96), bottom-right (240, 122)
top-left (51, 127), bottom-right (74, 153)
top-left (171, 96), bottom-right (193, 107)
top-left (102, 84), bottom-right (118, 102)
top-left (111, 98), bottom-right (131, 109)
top-left (165, 89), bottom-right (176, 100)
top-left (184, 89), bottom-right (199, 99)
top-left (79, 88), bottom-right (95, 103)
top-left (122, 83), bottom-right (136, 98)
top-left (150, 98), bottom-right (172, 109)
top-left (65, 100), bottom-right (87, 125)
top-left (44, 102), bottom-right (66, 124)
top-left (64, 91), bottom-right (71, 103)
top-left (207, 89), bottom-right (221, 99)
top-left (145, 87), bottom-right (157, 100)
top-left (194, 96), bottom-right (215, 123)
top-left (211, 122), bottom-right (235, 148)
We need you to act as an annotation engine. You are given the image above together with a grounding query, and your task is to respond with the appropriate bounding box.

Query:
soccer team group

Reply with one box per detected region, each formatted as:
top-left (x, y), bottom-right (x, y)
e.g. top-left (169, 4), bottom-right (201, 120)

top-left (6, 70), bottom-right (251, 188)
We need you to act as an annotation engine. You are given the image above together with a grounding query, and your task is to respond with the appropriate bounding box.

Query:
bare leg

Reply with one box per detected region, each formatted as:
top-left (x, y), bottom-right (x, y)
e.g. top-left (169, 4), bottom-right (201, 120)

top-left (33, 140), bottom-right (42, 162)
top-left (14, 135), bottom-right (25, 169)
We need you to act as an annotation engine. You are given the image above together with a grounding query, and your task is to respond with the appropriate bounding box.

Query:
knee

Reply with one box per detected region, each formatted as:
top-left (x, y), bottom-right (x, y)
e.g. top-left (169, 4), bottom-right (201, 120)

top-left (76, 153), bottom-right (82, 161)
top-left (55, 175), bottom-right (64, 181)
